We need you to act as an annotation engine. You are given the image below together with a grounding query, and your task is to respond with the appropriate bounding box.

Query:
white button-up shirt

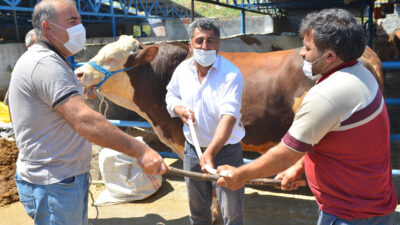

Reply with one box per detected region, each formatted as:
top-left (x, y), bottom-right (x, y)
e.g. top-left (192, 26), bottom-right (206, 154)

top-left (166, 55), bottom-right (245, 147)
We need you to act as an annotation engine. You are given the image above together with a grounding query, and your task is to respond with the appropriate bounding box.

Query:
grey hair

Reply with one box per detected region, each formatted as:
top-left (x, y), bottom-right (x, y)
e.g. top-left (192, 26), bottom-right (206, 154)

top-left (25, 29), bottom-right (37, 47)
top-left (299, 8), bottom-right (366, 62)
top-left (188, 18), bottom-right (220, 42)
top-left (32, 0), bottom-right (77, 36)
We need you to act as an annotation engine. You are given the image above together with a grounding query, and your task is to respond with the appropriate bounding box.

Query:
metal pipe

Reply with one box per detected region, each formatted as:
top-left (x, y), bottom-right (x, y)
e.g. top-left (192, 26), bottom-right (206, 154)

top-left (109, 119), bottom-right (152, 127)
top-left (110, 0), bottom-right (116, 39)
top-left (191, 0), bottom-right (195, 22)
top-left (386, 98), bottom-right (400, 105)
top-left (391, 134), bottom-right (400, 142)
top-left (107, 117), bottom-right (400, 143)
top-left (162, 152), bottom-right (400, 177)
top-left (167, 166), bottom-right (284, 186)
top-left (367, 0), bottom-right (374, 47)
top-left (382, 61), bottom-right (400, 69)
top-left (12, 3), bottom-right (20, 42)
top-left (241, 9), bottom-right (245, 34)
top-left (392, 169), bottom-right (400, 176)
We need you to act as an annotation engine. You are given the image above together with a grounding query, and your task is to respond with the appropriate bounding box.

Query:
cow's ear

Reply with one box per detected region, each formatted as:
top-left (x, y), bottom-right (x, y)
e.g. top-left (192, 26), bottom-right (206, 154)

top-left (106, 56), bottom-right (122, 67)
top-left (133, 46), bottom-right (159, 66)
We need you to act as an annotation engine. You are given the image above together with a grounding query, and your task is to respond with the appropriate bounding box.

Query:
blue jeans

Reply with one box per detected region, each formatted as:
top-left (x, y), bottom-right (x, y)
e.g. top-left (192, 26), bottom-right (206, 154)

top-left (184, 141), bottom-right (244, 225)
top-left (317, 209), bottom-right (395, 225)
top-left (15, 172), bottom-right (89, 225)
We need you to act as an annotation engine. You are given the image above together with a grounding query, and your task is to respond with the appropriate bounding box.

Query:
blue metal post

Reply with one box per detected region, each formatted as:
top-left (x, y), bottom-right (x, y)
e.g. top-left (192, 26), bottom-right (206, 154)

top-left (12, 1), bottom-right (20, 42)
top-left (367, 0), bottom-right (374, 47)
top-left (77, 0), bottom-right (81, 12)
top-left (385, 98), bottom-right (400, 105)
top-left (67, 56), bottom-right (75, 70)
top-left (360, 0), bottom-right (365, 26)
top-left (110, 0), bottom-right (116, 39)
top-left (391, 134), bottom-right (400, 142)
top-left (241, 8), bottom-right (245, 34)
top-left (381, 61), bottom-right (400, 69)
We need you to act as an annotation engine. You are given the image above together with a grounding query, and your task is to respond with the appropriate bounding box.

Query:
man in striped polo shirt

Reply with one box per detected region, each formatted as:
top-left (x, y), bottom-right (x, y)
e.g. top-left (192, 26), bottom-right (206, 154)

top-left (216, 8), bottom-right (397, 225)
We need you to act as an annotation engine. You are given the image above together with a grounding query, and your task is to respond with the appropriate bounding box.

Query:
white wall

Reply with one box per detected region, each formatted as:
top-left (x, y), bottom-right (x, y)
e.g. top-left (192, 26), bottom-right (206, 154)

top-left (0, 43), bottom-right (25, 95)
top-left (164, 16), bottom-right (273, 40)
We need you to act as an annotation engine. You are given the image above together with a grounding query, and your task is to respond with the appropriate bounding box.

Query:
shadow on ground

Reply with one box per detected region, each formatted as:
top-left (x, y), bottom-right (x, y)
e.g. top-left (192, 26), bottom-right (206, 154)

top-left (89, 214), bottom-right (189, 225)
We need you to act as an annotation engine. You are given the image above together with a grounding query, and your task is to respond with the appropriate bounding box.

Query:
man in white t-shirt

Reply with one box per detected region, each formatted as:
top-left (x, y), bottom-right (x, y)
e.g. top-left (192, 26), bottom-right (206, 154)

top-left (166, 18), bottom-right (245, 225)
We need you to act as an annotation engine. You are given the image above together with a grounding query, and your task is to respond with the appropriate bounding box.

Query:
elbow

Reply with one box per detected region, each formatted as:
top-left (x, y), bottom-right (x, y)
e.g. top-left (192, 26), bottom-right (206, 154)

top-left (67, 112), bottom-right (98, 139)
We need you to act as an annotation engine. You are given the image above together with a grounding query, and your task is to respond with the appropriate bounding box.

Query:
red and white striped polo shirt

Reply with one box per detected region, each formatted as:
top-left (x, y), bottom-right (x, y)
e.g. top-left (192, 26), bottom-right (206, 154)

top-left (282, 60), bottom-right (397, 220)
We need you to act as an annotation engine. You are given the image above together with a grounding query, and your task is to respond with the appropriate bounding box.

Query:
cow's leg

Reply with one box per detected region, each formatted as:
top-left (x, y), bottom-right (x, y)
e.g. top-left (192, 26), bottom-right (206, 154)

top-left (211, 190), bottom-right (218, 224)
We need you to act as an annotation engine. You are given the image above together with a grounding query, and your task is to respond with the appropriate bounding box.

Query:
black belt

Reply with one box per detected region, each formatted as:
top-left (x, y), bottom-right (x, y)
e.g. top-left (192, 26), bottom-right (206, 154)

top-left (186, 141), bottom-right (207, 152)
top-left (186, 141), bottom-right (238, 152)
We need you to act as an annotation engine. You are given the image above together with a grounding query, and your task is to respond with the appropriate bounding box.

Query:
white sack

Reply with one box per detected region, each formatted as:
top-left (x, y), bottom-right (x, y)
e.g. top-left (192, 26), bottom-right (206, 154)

top-left (95, 139), bottom-right (162, 206)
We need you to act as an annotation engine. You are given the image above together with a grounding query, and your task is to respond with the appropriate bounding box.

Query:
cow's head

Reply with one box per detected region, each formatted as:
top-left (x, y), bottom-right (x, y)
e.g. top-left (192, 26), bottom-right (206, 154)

top-left (388, 28), bottom-right (400, 60)
top-left (75, 35), bottom-right (158, 110)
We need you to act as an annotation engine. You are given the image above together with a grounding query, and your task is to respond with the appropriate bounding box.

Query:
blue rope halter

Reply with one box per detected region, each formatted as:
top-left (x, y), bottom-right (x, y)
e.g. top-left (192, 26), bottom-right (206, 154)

top-left (88, 61), bottom-right (135, 89)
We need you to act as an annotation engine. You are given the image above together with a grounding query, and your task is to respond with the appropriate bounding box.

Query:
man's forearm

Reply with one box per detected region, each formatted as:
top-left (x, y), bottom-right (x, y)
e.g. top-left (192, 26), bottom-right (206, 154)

top-left (76, 112), bottom-right (148, 158)
top-left (205, 114), bottom-right (236, 157)
top-left (57, 96), bottom-right (148, 158)
top-left (237, 142), bottom-right (304, 181)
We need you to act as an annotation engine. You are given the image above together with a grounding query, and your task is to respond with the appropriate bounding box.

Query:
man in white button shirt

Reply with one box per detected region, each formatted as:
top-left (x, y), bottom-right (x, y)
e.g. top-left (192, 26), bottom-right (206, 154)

top-left (166, 18), bottom-right (245, 225)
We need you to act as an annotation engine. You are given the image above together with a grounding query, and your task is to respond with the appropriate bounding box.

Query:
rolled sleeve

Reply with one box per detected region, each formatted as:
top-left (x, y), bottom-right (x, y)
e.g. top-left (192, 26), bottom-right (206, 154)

top-left (220, 100), bottom-right (241, 119)
top-left (218, 72), bottom-right (243, 120)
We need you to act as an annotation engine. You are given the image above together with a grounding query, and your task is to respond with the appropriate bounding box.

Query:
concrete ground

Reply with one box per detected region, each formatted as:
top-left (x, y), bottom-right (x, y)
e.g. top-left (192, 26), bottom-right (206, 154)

top-left (1, 158), bottom-right (399, 225)
top-left (0, 159), bottom-right (320, 225)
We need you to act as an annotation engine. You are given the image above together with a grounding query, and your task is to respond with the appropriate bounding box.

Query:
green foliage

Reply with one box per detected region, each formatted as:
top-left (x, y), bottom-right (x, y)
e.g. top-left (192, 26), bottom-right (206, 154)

top-left (171, 0), bottom-right (258, 18)
top-left (132, 26), bottom-right (141, 36)
top-left (132, 25), bottom-right (151, 37)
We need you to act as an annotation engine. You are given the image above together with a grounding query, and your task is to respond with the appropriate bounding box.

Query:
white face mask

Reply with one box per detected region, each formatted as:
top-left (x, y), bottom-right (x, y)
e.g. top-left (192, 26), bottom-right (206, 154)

top-left (302, 52), bottom-right (330, 81)
top-left (192, 48), bottom-right (217, 67)
top-left (50, 23), bottom-right (86, 55)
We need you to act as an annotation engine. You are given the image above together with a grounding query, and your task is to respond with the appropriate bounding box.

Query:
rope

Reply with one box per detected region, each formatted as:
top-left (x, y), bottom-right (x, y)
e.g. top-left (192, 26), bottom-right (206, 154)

top-left (86, 91), bottom-right (107, 224)
top-left (88, 173), bottom-right (99, 224)
top-left (96, 91), bottom-right (109, 117)
top-left (87, 92), bottom-right (108, 224)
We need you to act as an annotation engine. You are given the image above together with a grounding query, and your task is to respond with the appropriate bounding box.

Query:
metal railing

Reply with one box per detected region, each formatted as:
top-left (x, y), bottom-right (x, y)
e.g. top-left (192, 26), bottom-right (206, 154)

top-left (382, 61), bottom-right (400, 142)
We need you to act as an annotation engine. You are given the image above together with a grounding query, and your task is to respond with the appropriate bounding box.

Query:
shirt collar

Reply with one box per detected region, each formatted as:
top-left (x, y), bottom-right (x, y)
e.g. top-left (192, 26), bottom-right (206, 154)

top-left (36, 38), bottom-right (66, 60)
top-left (316, 60), bottom-right (358, 84)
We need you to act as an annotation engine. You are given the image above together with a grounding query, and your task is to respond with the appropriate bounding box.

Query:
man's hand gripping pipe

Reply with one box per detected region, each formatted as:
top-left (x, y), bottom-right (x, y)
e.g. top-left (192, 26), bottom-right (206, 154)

top-left (186, 108), bottom-right (233, 177)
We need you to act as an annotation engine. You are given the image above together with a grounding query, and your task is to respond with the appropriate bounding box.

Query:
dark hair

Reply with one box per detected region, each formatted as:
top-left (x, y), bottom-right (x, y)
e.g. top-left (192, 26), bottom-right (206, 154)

top-left (299, 8), bottom-right (366, 62)
top-left (32, 0), bottom-right (76, 36)
top-left (188, 18), bottom-right (220, 42)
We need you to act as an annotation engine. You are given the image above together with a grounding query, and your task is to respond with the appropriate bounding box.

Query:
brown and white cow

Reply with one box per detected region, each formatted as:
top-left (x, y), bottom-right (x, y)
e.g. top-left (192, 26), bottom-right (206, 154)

top-left (76, 35), bottom-right (384, 159)
top-left (374, 27), bottom-right (400, 61)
